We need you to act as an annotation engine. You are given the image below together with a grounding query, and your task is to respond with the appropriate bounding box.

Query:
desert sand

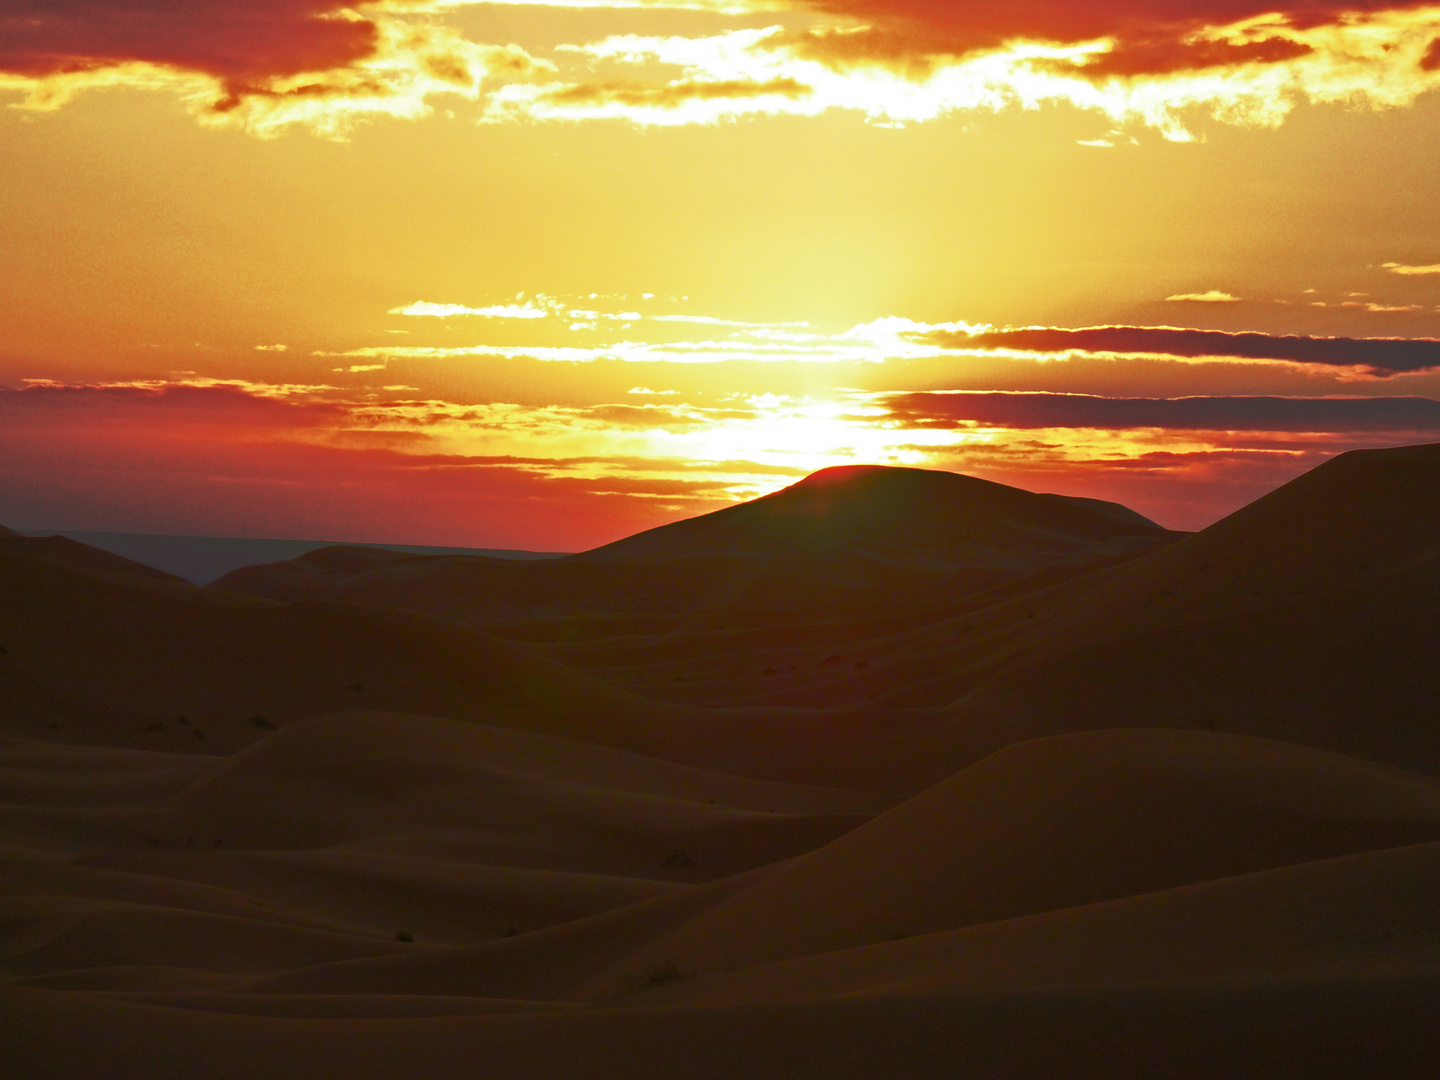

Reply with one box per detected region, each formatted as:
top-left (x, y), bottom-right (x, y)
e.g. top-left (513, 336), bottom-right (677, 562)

top-left (5, 445), bottom-right (1440, 1077)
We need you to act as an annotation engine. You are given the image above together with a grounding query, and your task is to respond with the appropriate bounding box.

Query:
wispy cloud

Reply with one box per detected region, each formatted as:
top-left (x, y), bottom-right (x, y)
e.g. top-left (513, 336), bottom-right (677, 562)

top-left (649, 314), bottom-right (811, 328)
top-left (390, 300), bottom-right (550, 319)
top-left (1383, 261), bottom-right (1440, 275)
top-left (1165, 290), bottom-right (1240, 303)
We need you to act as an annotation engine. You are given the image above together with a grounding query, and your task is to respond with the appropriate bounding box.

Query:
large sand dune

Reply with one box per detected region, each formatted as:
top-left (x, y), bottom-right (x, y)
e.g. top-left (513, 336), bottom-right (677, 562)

top-left (215, 464), bottom-right (1176, 632)
top-left (7, 447), bottom-right (1440, 1076)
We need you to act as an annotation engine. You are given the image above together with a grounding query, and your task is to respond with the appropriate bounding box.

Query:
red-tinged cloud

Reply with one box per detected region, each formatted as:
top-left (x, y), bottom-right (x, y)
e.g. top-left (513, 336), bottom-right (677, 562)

top-left (917, 325), bottom-right (1440, 375)
top-left (0, 381), bottom-right (745, 548)
top-left (0, 379), bottom-right (348, 426)
top-left (0, 1), bottom-right (549, 136)
top-left (883, 392), bottom-right (1440, 432)
top-left (0, 2), bottom-right (376, 90)
top-left (6, 378), bottom-right (1436, 541)
top-left (793, 0), bottom-right (1429, 74)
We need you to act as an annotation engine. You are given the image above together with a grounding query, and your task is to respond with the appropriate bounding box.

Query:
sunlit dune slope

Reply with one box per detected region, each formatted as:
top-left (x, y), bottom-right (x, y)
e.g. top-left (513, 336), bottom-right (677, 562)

top-left (213, 465), bottom-right (1175, 626)
top-left (568, 728), bottom-right (1440, 996)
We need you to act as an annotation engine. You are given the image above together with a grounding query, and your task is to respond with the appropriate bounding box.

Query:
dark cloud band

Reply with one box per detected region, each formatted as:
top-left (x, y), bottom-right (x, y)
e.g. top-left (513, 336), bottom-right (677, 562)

top-left (0, 1), bottom-right (375, 87)
top-left (883, 391), bottom-right (1440, 432)
top-left (917, 325), bottom-right (1440, 375)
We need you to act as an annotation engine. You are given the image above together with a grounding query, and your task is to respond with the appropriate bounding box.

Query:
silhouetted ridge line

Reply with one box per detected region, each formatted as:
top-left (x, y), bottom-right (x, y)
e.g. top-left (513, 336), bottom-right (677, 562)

top-left (574, 464), bottom-right (1168, 562)
top-left (212, 465), bottom-right (1179, 626)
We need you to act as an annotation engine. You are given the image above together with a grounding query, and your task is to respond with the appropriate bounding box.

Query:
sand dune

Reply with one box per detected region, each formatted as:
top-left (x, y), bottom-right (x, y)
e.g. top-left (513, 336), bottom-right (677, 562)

top-left (2, 531), bottom-right (193, 588)
top-left (613, 839), bottom-right (1440, 1006)
top-left (7, 446), bottom-right (1440, 1076)
top-left (0, 536), bottom-right (925, 782)
top-left (215, 465), bottom-right (1177, 631)
top-left (7, 972), bottom-right (1440, 1079)
top-left (568, 729), bottom-right (1440, 995)
top-left (1, 711), bottom-right (871, 997)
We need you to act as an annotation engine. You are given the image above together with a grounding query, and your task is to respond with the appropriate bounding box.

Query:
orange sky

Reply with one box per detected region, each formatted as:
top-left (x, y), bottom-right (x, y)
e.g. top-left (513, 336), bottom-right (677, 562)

top-left (5, 0), bottom-right (1440, 546)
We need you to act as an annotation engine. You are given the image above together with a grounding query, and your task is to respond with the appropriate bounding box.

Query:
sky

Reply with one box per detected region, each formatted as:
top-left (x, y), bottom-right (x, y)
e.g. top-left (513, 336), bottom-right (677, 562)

top-left (4, 1), bottom-right (1440, 549)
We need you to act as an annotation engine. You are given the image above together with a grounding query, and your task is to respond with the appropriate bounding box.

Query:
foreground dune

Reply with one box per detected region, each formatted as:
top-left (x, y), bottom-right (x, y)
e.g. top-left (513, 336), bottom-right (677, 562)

top-left (7, 447), bottom-right (1440, 1076)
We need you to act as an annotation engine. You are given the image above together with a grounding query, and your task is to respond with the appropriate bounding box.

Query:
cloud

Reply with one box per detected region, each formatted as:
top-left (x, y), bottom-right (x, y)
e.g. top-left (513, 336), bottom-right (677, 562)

top-left (0, 2), bottom-right (551, 137)
top-left (0, 376), bottom-right (810, 547)
top-left (1308, 299), bottom-right (1427, 312)
top-left (917, 324), bottom-right (1440, 375)
top-left (1165, 290), bottom-right (1240, 303)
top-left (1383, 261), bottom-right (1440, 275)
top-left (10, 375), bottom-right (1437, 541)
top-left (484, 8), bottom-right (1440, 137)
top-left (0, 1), bottom-right (376, 85)
top-left (539, 75), bottom-right (810, 112)
top-left (790, 0), bottom-right (1432, 73)
top-left (649, 315), bottom-right (812, 328)
top-left (881, 391), bottom-right (1440, 433)
top-left (9, 0), bottom-right (1440, 138)
top-left (0, 379), bottom-right (347, 428)
top-left (390, 300), bottom-right (549, 319)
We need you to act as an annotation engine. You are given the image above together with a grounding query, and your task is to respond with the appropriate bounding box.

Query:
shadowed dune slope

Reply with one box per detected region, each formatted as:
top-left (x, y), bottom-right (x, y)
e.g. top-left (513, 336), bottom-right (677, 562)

top-left (0, 539), bottom-right (782, 770)
top-left (570, 729), bottom-right (1440, 996)
top-left (897, 442), bottom-right (1440, 698)
top-left (1, 532), bottom-right (192, 588)
top-left (616, 839), bottom-right (1440, 1007)
top-left (0, 527), bottom-right (976, 785)
top-left (577, 464), bottom-right (1166, 559)
top-left (6, 959), bottom-right (1440, 1079)
top-left (0, 712), bottom-right (874, 989)
top-left (836, 443), bottom-right (1440, 785)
